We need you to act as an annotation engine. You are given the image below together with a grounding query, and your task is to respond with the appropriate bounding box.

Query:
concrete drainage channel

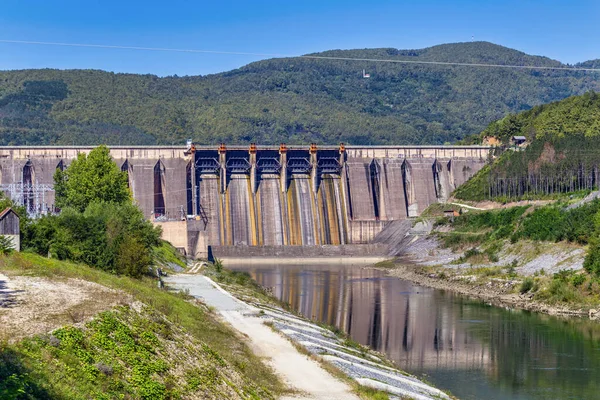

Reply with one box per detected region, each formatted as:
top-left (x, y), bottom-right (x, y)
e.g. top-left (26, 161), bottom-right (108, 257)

top-left (255, 304), bottom-right (450, 400)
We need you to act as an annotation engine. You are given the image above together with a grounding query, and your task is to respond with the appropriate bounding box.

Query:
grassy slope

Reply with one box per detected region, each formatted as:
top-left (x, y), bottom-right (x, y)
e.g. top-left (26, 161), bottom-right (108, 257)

top-left (0, 253), bottom-right (284, 399)
top-left (0, 42), bottom-right (599, 146)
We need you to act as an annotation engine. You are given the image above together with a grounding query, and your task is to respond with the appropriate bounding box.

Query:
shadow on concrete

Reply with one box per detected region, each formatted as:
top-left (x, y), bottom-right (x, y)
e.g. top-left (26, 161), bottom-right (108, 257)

top-left (0, 279), bottom-right (24, 308)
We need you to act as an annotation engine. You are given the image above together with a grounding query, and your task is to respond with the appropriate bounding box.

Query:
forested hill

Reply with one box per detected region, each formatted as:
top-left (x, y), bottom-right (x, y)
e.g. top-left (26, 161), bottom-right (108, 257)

top-left (470, 91), bottom-right (600, 144)
top-left (454, 91), bottom-right (600, 201)
top-left (0, 41), bottom-right (598, 146)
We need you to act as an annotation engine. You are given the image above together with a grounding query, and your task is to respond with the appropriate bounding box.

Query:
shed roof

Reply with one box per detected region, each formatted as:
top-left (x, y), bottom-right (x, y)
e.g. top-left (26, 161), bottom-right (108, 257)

top-left (512, 136), bottom-right (527, 141)
top-left (0, 207), bottom-right (19, 220)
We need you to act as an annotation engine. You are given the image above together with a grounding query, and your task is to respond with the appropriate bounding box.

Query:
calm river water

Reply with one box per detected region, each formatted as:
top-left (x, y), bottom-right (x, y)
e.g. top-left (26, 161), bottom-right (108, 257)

top-left (229, 262), bottom-right (600, 400)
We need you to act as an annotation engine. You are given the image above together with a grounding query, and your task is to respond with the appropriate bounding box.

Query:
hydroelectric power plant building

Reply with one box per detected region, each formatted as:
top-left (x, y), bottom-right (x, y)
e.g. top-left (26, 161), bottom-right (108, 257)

top-left (0, 144), bottom-right (490, 258)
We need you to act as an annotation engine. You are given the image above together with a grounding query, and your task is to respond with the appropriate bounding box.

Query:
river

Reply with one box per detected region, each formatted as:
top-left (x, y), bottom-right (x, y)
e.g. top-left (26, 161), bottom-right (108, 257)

top-left (229, 262), bottom-right (600, 400)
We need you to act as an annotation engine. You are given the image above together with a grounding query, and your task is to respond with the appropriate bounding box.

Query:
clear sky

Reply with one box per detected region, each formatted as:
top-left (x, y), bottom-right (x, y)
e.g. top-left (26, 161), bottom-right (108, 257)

top-left (0, 0), bottom-right (598, 76)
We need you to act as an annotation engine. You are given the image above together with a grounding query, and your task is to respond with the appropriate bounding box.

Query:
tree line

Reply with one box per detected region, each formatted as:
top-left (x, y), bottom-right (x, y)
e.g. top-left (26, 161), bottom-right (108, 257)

top-left (0, 42), bottom-right (599, 146)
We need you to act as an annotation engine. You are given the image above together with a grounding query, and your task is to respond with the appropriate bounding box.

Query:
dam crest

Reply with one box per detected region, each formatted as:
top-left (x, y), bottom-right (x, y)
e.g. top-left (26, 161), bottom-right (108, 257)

top-left (0, 144), bottom-right (489, 257)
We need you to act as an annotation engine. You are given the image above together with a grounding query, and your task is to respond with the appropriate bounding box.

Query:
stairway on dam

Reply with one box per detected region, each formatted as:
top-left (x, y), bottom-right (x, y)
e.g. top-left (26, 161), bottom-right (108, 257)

top-left (0, 144), bottom-right (489, 258)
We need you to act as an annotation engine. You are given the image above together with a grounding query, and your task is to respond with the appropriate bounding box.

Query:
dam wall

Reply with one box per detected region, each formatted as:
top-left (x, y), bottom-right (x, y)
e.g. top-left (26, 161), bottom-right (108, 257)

top-left (0, 144), bottom-right (489, 257)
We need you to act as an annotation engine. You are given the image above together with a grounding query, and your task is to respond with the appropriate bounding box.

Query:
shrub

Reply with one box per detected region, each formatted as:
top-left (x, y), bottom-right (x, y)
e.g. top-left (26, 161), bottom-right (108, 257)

top-left (116, 237), bottom-right (152, 278)
top-left (213, 258), bottom-right (223, 273)
top-left (584, 237), bottom-right (600, 276)
top-left (547, 279), bottom-right (581, 303)
top-left (520, 277), bottom-right (534, 294)
top-left (519, 207), bottom-right (565, 242)
top-left (571, 273), bottom-right (586, 287)
top-left (24, 201), bottom-right (161, 278)
top-left (0, 236), bottom-right (14, 255)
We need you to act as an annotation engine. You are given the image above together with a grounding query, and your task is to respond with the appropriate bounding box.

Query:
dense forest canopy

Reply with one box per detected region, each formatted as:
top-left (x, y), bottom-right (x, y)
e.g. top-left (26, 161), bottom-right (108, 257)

top-left (468, 91), bottom-right (600, 144)
top-left (0, 41), bottom-right (598, 146)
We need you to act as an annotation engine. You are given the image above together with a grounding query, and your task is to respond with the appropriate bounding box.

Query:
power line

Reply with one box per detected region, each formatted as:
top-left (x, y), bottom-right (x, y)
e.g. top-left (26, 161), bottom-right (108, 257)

top-left (1, 39), bottom-right (599, 72)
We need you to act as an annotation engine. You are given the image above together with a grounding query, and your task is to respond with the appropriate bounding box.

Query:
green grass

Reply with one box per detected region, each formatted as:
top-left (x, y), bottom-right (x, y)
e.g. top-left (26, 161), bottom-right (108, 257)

top-left (0, 252), bottom-right (285, 399)
top-left (153, 241), bottom-right (187, 271)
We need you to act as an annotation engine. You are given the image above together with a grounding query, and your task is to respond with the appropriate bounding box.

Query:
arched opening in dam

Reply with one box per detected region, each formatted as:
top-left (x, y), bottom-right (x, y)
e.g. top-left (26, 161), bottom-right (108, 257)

top-left (22, 159), bottom-right (35, 213)
top-left (153, 160), bottom-right (166, 217)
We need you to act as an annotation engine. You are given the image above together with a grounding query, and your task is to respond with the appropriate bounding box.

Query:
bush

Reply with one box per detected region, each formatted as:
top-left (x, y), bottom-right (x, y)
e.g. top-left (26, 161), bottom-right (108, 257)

top-left (520, 277), bottom-right (534, 294)
top-left (116, 237), bottom-right (152, 278)
top-left (547, 279), bottom-right (581, 303)
top-left (584, 237), bottom-right (600, 276)
top-left (571, 273), bottom-right (586, 287)
top-left (519, 207), bottom-right (565, 242)
top-left (24, 201), bottom-right (161, 278)
top-left (213, 259), bottom-right (223, 273)
top-left (0, 236), bottom-right (14, 255)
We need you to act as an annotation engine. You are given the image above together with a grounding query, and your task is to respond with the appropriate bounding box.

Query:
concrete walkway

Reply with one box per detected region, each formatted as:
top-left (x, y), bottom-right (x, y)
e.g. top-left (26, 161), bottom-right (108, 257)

top-left (164, 274), bottom-right (360, 400)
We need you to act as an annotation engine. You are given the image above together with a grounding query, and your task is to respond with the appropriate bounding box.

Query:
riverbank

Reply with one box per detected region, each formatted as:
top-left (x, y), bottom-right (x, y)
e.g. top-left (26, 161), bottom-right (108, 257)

top-left (379, 262), bottom-right (593, 318)
top-left (380, 224), bottom-right (600, 319)
top-left (184, 262), bottom-right (454, 400)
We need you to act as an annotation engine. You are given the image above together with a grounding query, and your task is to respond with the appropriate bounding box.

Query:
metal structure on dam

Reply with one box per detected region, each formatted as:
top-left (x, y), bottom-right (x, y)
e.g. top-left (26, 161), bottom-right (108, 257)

top-left (0, 144), bottom-right (490, 257)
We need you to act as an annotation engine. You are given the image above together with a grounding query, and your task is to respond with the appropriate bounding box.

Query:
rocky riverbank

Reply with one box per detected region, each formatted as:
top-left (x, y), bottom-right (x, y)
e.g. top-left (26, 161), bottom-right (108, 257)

top-left (377, 231), bottom-right (600, 320)
top-left (380, 262), bottom-right (596, 318)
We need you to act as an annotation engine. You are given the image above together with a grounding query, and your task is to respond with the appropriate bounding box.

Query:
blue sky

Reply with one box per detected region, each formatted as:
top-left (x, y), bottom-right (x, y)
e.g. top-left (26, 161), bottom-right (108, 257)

top-left (0, 0), bottom-right (598, 76)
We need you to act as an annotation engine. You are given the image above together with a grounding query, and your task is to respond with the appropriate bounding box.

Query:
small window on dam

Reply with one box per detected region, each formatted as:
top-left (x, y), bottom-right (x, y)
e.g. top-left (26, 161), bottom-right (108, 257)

top-left (154, 161), bottom-right (166, 218)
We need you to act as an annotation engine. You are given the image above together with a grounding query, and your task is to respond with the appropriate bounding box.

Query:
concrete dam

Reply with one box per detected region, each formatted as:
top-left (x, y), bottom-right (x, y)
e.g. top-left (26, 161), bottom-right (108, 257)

top-left (0, 144), bottom-right (489, 258)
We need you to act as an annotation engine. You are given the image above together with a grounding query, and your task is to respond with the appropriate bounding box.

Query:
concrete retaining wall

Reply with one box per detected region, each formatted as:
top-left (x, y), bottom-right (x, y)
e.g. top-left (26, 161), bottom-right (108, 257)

top-left (210, 244), bottom-right (389, 259)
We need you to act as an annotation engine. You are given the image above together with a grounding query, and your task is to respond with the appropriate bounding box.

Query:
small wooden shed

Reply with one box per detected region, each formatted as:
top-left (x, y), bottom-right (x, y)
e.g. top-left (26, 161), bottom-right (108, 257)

top-left (0, 208), bottom-right (20, 251)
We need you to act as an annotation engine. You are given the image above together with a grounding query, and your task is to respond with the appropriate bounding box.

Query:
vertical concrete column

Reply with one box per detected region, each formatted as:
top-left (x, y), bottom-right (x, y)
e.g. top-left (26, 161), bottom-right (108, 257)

top-left (338, 143), bottom-right (349, 244)
top-left (249, 143), bottom-right (257, 194)
top-left (190, 145), bottom-right (197, 216)
top-left (279, 143), bottom-right (288, 193)
top-left (310, 143), bottom-right (318, 195)
top-left (218, 143), bottom-right (227, 194)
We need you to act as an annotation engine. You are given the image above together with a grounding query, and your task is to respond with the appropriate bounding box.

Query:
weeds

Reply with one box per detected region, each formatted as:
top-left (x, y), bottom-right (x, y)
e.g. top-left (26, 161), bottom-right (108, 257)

top-left (0, 252), bottom-right (285, 399)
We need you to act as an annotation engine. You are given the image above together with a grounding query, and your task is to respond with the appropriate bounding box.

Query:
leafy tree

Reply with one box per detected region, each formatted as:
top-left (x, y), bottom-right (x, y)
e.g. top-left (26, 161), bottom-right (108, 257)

top-left (23, 145), bottom-right (161, 278)
top-left (54, 145), bottom-right (130, 212)
top-left (584, 211), bottom-right (600, 276)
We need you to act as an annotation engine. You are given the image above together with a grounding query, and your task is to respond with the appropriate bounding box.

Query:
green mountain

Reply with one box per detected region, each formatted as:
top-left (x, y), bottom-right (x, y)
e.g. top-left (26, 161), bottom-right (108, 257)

top-left (0, 41), bottom-right (598, 146)
top-left (454, 91), bottom-right (600, 201)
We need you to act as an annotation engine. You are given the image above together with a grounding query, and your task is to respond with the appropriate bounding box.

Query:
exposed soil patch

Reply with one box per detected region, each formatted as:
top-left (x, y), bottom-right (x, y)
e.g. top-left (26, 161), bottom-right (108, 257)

top-left (0, 273), bottom-right (131, 342)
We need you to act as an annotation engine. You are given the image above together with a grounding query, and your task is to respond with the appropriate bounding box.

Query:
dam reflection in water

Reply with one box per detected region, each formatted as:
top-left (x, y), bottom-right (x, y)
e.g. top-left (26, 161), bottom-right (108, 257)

top-left (229, 262), bottom-right (600, 400)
